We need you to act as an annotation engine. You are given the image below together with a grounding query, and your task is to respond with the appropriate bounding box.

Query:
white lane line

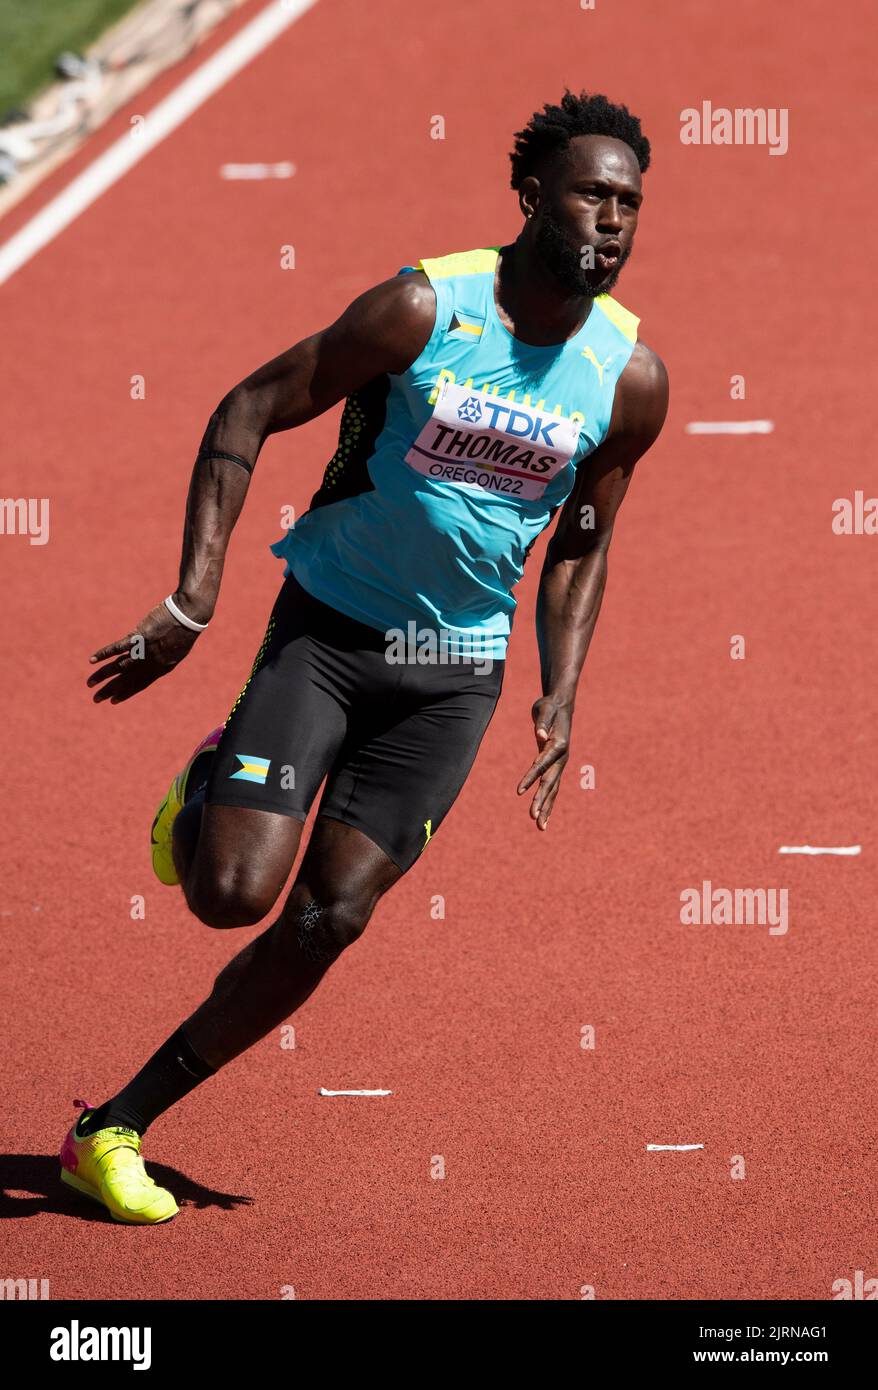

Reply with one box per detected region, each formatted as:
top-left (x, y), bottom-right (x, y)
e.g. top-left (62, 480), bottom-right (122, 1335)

top-left (0, 0), bottom-right (319, 286)
top-left (219, 160), bottom-right (296, 179)
top-left (319, 1088), bottom-right (392, 1097)
top-left (646, 1143), bottom-right (704, 1151)
top-left (685, 420), bottom-right (774, 434)
top-left (778, 845), bottom-right (861, 856)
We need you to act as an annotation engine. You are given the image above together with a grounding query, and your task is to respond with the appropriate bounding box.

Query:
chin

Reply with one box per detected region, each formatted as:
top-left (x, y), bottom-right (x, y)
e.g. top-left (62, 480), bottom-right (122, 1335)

top-left (583, 270), bottom-right (622, 296)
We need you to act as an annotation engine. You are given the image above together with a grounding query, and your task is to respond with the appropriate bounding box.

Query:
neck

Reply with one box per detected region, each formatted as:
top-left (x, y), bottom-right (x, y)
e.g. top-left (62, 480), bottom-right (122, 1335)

top-left (494, 235), bottom-right (593, 346)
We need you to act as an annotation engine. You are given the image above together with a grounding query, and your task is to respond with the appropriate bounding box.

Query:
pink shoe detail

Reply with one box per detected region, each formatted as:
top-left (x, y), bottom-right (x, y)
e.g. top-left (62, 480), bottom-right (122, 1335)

top-left (60, 1098), bottom-right (93, 1172)
top-left (181, 727), bottom-right (224, 800)
top-left (193, 727), bottom-right (224, 758)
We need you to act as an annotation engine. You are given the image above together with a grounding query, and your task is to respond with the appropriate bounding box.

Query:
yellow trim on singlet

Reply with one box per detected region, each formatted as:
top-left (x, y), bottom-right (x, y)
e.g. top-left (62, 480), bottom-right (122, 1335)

top-left (416, 251), bottom-right (639, 343)
top-left (417, 248), bottom-right (500, 279)
top-left (593, 294), bottom-right (640, 343)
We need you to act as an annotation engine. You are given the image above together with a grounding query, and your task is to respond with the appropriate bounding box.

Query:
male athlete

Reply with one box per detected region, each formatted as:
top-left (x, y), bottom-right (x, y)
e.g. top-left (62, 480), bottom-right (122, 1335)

top-left (61, 92), bottom-right (668, 1222)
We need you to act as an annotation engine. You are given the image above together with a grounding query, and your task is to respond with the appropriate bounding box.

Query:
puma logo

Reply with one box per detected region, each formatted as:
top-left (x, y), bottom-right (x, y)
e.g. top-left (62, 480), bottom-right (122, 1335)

top-left (581, 346), bottom-right (613, 386)
top-left (422, 819), bottom-right (432, 850)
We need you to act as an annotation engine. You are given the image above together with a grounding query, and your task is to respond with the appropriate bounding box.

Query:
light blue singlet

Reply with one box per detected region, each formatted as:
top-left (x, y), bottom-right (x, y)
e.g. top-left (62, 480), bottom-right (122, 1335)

top-left (271, 246), bottom-right (639, 658)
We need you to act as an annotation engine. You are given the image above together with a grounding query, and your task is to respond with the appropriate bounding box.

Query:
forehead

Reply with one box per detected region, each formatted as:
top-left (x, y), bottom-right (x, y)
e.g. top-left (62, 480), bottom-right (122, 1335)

top-left (553, 135), bottom-right (642, 191)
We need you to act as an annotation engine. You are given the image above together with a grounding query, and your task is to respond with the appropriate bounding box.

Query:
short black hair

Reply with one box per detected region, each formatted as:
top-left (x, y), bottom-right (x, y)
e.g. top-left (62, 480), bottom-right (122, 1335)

top-left (509, 90), bottom-right (651, 188)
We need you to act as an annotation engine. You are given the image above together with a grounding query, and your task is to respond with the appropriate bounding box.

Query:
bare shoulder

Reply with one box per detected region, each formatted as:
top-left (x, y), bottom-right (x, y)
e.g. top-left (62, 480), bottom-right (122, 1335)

top-left (621, 340), bottom-right (669, 402)
top-left (366, 268), bottom-right (437, 331)
top-left (328, 268), bottom-right (436, 375)
top-left (390, 267), bottom-right (436, 311)
top-left (612, 339), bottom-right (669, 442)
top-left (338, 269), bottom-right (436, 373)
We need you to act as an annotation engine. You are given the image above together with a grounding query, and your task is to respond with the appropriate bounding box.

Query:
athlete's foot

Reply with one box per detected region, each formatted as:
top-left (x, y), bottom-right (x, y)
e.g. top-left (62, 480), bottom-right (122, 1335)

top-left (151, 726), bottom-right (223, 886)
top-left (60, 1099), bottom-right (178, 1225)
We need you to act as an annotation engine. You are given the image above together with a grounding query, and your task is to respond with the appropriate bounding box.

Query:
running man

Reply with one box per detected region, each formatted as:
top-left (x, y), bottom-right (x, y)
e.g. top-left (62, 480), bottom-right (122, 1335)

top-left (62, 92), bottom-right (668, 1223)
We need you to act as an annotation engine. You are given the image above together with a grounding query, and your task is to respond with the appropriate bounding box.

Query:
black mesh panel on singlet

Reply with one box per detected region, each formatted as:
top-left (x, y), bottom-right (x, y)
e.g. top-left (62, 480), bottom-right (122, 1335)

top-left (307, 375), bottom-right (391, 511)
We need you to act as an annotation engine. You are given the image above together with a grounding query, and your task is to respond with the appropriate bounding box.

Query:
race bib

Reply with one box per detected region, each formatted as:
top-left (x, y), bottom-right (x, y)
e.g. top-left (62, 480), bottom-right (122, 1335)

top-left (405, 379), bottom-right (581, 501)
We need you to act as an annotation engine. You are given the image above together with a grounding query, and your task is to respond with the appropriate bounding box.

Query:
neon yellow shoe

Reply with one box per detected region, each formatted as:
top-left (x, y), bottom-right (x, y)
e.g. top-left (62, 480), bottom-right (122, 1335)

top-left (60, 1099), bottom-right (178, 1225)
top-left (150, 726), bottom-right (223, 886)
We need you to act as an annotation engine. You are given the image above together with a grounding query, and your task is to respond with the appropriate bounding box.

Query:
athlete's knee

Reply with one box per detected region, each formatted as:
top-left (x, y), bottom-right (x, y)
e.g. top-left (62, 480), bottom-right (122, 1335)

top-left (283, 892), bottom-right (371, 965)
top-left (188, 867), bottom-right (280, 930)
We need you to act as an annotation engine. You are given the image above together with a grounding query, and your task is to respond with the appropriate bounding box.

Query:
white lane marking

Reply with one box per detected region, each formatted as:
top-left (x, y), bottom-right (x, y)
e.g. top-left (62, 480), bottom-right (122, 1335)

top-left (219, 160), bottom-right (296, 179)
top-left (685, 420), bottom-right (774, 434)
top-left (0, 0), bottom-right (319, 286)
top-left (646, 1143), bottom-right (704, 1151)
top-left (778, 845), bottom-right (861, 856)
top-left (319, 1088), bottom-right (392, 1097)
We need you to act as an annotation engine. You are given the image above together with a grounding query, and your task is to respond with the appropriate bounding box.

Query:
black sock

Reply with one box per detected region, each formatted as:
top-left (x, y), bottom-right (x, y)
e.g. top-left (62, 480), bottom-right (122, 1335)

top-left (77, 1027), bottom-right (215, 1137)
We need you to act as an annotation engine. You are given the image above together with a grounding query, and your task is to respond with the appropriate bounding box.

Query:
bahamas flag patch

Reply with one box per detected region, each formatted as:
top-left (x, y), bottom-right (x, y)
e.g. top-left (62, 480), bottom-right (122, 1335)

top-left (230, 753), bottom-right (271, 785)
top-left (447, 309), bottom-right (485, 341)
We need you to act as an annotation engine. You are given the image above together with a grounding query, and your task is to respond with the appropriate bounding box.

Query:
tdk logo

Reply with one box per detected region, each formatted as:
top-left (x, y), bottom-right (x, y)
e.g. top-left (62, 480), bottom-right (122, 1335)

top-left (480, 399), bottom-right (560, 445)
top-left (49, 1321), bottom-right (152, 1370)
top-left (457, 395), bottom-right (483, 424)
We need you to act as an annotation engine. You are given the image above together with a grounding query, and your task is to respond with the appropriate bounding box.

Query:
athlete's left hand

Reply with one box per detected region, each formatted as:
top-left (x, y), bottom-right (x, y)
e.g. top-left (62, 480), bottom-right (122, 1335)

top-left (517, 696), bottom-right (572, 830)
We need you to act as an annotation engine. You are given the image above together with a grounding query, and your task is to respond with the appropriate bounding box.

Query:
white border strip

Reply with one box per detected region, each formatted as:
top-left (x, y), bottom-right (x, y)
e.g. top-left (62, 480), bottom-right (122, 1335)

top-left (319, 1088), bottom-right (392, 1097)
top-left (0, 0), bottom-right (318, 286)
top-left (685, 421), bottom-right (774, 434)
top-left (778, 845), bottom-right (861, 856)
top-left (646, 1143), bottom-right (704, 1151)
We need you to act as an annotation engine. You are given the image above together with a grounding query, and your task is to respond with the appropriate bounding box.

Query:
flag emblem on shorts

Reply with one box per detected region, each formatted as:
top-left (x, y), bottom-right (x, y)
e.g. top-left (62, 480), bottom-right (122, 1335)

top-left (231, 753), bottom-right (271, 785)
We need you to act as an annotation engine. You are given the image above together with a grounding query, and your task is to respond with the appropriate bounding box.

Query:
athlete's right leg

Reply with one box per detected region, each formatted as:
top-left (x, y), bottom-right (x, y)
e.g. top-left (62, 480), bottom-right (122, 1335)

top-left (165, 574), bottom-right (351, 929)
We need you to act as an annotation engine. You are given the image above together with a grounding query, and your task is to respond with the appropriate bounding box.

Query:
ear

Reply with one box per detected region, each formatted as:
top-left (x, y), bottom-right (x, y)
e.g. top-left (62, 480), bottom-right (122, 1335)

top-left (518, 175), bottom-right (541, 221)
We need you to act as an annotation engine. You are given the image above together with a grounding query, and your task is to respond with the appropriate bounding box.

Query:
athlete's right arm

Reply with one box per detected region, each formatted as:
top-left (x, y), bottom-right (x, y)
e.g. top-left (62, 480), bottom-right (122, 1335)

top-left (87, 272), bottom-right (436, 705)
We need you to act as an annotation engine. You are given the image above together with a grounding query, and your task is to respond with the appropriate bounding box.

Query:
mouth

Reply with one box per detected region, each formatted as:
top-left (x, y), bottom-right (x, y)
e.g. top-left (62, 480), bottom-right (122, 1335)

top-left (594, 240), bottom-right (622, 272)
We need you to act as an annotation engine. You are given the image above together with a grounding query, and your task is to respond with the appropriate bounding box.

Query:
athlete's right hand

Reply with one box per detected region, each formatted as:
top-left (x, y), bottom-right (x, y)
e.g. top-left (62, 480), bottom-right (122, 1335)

top-left (87, 602), bottom-right (202, 704)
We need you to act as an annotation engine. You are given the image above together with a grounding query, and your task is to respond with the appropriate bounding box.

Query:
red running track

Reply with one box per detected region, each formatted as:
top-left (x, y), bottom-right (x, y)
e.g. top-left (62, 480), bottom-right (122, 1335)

top-left (0, 0), bottom-right (875, 1299)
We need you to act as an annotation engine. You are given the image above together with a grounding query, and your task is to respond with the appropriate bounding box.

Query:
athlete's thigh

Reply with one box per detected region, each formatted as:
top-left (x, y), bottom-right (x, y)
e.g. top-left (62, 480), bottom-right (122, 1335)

top-left (318, 657), bottom-right (506, 873)
top-left (198, 576), bottom-right (350, 886)
top-left (191, 802), bottom-right (304, 911)
top-left (296, 815), bottom-right (404, 904)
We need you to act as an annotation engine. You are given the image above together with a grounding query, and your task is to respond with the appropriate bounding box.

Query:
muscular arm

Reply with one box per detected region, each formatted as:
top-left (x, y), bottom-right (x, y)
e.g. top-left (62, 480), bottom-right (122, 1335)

top-left (175, 270), bottom-right (434, 623)
top-left (517, 341), bottom-right (669, 827)
top-left (89, 272), bottom-right (436, 703)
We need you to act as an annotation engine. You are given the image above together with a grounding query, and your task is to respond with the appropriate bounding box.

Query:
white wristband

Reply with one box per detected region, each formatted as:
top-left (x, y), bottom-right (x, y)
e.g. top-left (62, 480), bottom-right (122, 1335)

top-left (164, 594), bottom-right (209, 632)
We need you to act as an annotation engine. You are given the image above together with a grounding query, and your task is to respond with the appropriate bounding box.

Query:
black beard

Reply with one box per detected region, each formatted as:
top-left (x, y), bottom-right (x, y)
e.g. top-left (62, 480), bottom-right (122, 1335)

top-left (535, 208), bottom-right (631, 297)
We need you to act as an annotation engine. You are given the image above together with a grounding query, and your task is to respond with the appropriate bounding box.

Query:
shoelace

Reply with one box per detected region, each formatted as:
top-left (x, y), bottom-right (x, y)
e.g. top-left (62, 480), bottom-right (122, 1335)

top-left (101, 1147), bottom-right (155, 1194)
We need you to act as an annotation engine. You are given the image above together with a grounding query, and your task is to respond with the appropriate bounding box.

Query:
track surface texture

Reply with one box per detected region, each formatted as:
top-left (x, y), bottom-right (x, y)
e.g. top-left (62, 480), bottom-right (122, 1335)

top-left (1, 0), bottom-right (875, 1300)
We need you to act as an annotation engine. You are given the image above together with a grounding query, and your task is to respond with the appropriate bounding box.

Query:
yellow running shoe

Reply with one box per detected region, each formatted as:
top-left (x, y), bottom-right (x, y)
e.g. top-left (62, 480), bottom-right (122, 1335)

top-left (60, 1099), bottom-right (178, 1225)
top-left (150, 726), bottom-right (223, 886)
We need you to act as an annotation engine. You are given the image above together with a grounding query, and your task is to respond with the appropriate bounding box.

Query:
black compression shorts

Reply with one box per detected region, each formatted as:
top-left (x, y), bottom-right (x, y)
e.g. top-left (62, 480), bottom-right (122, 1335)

top-left (204, 576), bottom-right (505, 872)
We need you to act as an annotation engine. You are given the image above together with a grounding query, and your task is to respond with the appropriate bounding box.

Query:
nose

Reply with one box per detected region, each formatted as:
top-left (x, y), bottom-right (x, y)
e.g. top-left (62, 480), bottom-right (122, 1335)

top-left (596, 196), bottom-right (623, 232)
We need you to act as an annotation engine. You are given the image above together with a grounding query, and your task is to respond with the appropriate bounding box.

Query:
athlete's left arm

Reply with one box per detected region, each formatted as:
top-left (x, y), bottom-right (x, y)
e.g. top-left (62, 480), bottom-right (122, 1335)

top-left (518, 342), bottom-right (669, 829)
